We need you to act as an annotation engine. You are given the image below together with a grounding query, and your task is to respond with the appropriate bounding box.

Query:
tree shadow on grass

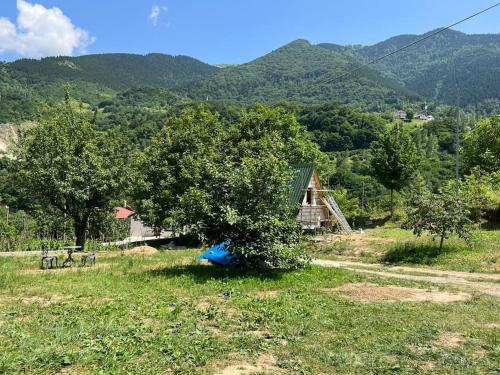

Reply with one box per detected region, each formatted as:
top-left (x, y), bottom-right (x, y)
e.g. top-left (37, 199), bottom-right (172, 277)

top-left (381, 242), bottom-right (456, 266)
top-left (147, 263), bottom-right (290, 283)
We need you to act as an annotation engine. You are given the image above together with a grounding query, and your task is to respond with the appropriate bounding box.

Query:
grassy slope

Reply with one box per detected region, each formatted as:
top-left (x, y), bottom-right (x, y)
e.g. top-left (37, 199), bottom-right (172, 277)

top-left (313, 225), bottom-right (500, 273)
top-left (0, 250), bottom-right (498, 374)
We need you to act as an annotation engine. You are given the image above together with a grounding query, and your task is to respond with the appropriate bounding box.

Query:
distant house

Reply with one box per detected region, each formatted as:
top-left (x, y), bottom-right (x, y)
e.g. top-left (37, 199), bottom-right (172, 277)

top-left (290, 164), bottom-right (351, 232)
top-left (114, 205), bottom-right (157, 239)
top-left (393, 110), bottom-right (407, 120)
top-left (417, 114), bottom-right (434, 122)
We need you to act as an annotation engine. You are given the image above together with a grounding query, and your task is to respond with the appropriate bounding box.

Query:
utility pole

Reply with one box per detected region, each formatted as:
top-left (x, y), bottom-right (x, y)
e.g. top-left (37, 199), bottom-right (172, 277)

top-left (361, 182), bottom-right (366, 215)
top-left (455, 108), bottom-right (461, 183)
top-left (5, 206), bottom-right (9, 252)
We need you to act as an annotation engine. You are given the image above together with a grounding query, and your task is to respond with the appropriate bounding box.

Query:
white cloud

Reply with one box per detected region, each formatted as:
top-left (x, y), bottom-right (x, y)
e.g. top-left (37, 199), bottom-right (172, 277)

top-left (149, 5), bottom-right (168, 26)
top-left (0, 0), bottom-right (94, 59)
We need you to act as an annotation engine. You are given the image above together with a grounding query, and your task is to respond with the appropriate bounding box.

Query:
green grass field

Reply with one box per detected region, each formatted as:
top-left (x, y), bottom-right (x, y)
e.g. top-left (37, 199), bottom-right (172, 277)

top-left (0, 250), bottom-right (498, 374)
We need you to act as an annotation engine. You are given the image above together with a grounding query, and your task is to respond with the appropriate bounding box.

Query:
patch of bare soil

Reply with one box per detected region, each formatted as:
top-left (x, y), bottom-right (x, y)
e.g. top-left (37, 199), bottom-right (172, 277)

top-left (217, 353), bottom-right (281, 375)
top-left (123, 246), bottom-right (159, 256)
top-left (313, 259), bottom-right (500, 297)
top-left (196, 298), bottom-right (239, 318)
top-left (247, 329), bottom-right (272, 340)
top-left (418, 361), bottom-right (436, 371)
top-left (328, 283), bottom-right (471, 303)
top-left (56, 366), bottom-right (88, 375)
top-left (432, 331), bottom-right (465, 348)
top-left (197, 301), bottom-right (212, 309)
top-left (206, 325), bottom-right (223, 336)
top-left (252, 290), bottom-right (279, 299)
top-left (21, 294), bottom-right (68, 306)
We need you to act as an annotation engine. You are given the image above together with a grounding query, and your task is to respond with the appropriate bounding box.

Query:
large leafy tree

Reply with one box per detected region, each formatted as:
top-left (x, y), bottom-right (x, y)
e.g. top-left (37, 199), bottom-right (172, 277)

top-left (136, 105), bottom-right (325, 268)
top-left (13, 97), bottom-right (129, 249)
top-left (370, 122), bottom-right (419, 216)
top-left (134, 106), bottom-right (225, 233)
top-left (463, 116), bottom-right (500, 174)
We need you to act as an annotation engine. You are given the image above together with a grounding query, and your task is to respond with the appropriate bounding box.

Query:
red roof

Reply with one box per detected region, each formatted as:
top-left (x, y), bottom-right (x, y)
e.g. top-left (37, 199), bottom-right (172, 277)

top-left (115, 207), bottom-right (135, 219)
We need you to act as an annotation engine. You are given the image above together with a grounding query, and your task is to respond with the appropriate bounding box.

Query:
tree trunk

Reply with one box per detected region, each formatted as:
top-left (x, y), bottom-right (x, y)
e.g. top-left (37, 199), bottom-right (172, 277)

top-left (439, 235), bottom-right (445, 250)
top-left (390, 188), bottom-right (394, 218)
top-left (75, 220), bottom-right (87, 250)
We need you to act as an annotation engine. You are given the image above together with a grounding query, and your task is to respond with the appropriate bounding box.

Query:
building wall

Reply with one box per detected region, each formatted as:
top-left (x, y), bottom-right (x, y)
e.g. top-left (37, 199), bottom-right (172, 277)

top-left (130, 217), bottom-right (156, 239)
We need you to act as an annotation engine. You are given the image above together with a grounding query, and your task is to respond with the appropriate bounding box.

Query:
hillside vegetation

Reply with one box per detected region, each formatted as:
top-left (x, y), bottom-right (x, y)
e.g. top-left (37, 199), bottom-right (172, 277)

top-left (354, 29), bottom-right (500, 109)
top-left (181, 40), bottom-right (417, 110)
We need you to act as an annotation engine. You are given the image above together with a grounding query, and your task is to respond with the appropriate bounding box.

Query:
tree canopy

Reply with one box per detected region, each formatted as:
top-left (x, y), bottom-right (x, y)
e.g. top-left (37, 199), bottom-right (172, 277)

top-left (13, 98), bottom-right (129, 249)
top-left (463, 116), bottom-right (500, 174)
top-left (370, 122), bottom-right (419, 216)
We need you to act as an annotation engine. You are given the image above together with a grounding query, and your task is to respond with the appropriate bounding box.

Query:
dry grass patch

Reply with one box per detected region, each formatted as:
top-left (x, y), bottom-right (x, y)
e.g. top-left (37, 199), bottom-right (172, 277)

top-left (432, 331), bottom-right (465, 348)
top-left (325, 283), bottom-right (471, 303)
top-left (196, 300), bottom-right (213, 310)
top-left (56, 366), bottom-right (88, 375)
top-left (252, 290), bottom-right (279, 299)
top-left (417, 360), bottom-right (436, 371)
top-left (217, 353), bottom-right (282, 375)
top-left (246, 329), bottom-right (272, 340)
top-left (196, 298), bottom-right (239, 319)
top-left (123, 246), bottom-right (159, 256)
top-left (205, 325), bottom-right (224, 336)
top-left (20, 294), bottom-right (68, 306)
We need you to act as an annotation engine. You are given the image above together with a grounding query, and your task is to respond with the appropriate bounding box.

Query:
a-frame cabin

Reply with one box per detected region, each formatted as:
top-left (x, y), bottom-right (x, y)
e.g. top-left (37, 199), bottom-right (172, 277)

top-left (290, 164), bottom-right (351, 232)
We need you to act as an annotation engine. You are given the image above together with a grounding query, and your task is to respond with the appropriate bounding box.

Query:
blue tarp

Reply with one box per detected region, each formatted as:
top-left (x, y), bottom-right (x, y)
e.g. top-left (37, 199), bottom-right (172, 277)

top-left (197, 242), bottom-right (237, 267)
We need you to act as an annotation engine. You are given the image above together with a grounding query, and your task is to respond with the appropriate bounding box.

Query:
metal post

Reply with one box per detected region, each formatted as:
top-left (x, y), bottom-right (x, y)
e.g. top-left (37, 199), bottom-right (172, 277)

top-left (5, 206), bottom-right (9, 252)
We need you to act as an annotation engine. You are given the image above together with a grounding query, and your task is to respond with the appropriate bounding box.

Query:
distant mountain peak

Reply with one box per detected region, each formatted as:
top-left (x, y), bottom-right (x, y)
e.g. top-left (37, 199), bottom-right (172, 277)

top-left (279, 39), bottom-right (312, 49)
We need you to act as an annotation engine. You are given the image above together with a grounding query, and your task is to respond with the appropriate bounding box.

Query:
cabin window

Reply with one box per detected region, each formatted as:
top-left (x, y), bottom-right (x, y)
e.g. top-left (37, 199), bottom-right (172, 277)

top-left (306, 188), bottom-right (312, 205)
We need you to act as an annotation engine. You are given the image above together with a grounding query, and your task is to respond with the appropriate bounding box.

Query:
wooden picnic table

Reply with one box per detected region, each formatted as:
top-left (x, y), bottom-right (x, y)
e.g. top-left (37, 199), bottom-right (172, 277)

top-left (61, 246), bottom-right (82, 267)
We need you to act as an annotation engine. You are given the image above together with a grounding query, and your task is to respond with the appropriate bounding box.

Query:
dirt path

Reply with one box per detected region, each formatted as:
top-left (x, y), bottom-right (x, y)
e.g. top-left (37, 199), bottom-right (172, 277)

top-left (313, 259), bottom-right (500, 298)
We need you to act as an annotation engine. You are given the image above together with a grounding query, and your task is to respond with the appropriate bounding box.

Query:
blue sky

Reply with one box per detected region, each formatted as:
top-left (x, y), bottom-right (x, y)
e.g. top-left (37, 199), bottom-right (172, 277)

top-left (1, 0), bottom-right (500, 63)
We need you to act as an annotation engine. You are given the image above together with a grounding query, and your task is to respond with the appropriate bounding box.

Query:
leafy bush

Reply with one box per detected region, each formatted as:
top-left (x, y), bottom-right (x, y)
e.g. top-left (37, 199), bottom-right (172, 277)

top-left (402, 184), bottom-right (473, 249)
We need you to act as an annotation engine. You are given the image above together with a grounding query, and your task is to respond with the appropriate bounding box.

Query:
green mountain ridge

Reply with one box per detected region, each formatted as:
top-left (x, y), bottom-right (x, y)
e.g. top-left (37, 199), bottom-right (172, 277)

top-left (351, 29), bottom-right (500, 107)
top-left (1, 28), bottom-right (499, 122)
top-left (9, 53), bottom-right (219, 90)
top-left (180, 39), bottom-right (417, 109)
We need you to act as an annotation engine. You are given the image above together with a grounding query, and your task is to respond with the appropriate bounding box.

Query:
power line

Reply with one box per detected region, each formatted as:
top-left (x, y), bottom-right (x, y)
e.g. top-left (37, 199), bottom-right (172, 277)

top-left (323, 2), bottom-right (500, 85)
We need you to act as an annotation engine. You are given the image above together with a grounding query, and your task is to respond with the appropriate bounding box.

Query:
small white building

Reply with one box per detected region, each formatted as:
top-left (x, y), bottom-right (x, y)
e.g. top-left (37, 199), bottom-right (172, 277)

top-left (417, 114), bottom-right (434, 122)
top-left (393, 110), bottom-right (407, 120)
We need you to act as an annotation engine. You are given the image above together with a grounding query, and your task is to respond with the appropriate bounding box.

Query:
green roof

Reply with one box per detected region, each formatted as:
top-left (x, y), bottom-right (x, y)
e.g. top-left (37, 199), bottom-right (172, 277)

top-left (288, 164), bottom-right (315, 206)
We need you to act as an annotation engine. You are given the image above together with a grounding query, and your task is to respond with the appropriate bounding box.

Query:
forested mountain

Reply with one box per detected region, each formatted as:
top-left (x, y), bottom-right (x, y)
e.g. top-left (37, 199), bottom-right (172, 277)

top-left (333, 29), bottom-right (500, 109)
top-left (181, 39), bottom-right (418, 110)
top-left (9, 53), bottom-right (219, 91)
top-left (1, 28), bottom-right (499, 124)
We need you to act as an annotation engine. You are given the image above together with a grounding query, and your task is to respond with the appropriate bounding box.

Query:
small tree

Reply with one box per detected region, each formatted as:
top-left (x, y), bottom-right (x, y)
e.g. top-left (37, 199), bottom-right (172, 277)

top-left (13, 96), bottom-right (128, 250)
top-left (402, 185), bottom-right (473, 250)
top-left (370, 123), bottom-right (419, 217)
